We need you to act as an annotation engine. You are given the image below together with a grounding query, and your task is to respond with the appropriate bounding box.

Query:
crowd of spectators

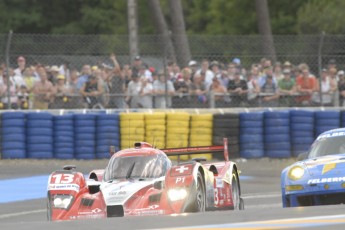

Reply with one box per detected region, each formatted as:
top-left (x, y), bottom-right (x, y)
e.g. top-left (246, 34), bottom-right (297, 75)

top-left (0, 54), bottom-right (344, 110)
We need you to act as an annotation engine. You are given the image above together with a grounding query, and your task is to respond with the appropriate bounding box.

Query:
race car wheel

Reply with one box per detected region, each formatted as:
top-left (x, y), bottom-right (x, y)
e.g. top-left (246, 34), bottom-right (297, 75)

top-left (232, 171), bottom-right (241, 210)
top-left (195, 172), bottom-right (206, 212)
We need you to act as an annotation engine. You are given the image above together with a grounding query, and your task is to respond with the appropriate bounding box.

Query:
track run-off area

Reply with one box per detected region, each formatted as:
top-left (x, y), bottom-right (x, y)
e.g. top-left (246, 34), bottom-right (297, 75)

top-left (1, 158), bottom-right (345, 229)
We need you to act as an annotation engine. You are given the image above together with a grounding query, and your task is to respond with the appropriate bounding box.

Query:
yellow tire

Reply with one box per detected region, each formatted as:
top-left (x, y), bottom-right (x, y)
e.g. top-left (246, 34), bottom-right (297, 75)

top-left (120, 120), bottom-right (145, 128)
top-left (189, 135), bottom-right (212, 142)
top-left (145, 136), bottom-right (166, 144)
top-left (120, 113), bottom-right (145, 120)
top-left (120, 127), bottom-right (145, 135)
top-left (190, 128), bottom-right (212, 135)
top-left (145, 125), bottom-right (166, 132)
top-left (166, 112), bottom-right (190, 121)
top-left (145, 113), bottom-right (166, 120)
top-left (190, 153), bottom-right (212, 161)
top-left (121, 134), bottom-right (145, 140)
top-left (166, 134), bottom-right (189, 140)
top-left (145, 119), bottom-right (166, 126)
top-left (189, 140), bottom-right (212, 146)
top-left (166, 127), bottom-right (190, 134)
top-left (166, 140), bottom-right (189, 147)
top-left (166, 120), bottom-right (190, 127)
top-left (145, 131), bottom-right (166, 138)
top-left (191, 114), bottom-right (213, 121)
top-left (190, 120), bottom-right (213, 128)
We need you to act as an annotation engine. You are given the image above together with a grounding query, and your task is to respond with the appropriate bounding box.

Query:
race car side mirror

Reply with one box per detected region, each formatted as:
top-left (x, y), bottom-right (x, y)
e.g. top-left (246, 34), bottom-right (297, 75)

top-left (153, 181), bottom-right (164, 190)
top-left (109, 146), bottom-right (116, 156)
top-left (297, 152), bottom-right (308, 161)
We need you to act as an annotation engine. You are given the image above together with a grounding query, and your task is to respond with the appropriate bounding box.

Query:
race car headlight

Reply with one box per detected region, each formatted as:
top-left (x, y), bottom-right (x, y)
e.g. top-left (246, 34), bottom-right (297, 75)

top-left (168, 188), bottom-right (187, 201)
top-left (288, 166), bottom-right (305, 180)
top-left (53, 195), bottom-right (73, 209)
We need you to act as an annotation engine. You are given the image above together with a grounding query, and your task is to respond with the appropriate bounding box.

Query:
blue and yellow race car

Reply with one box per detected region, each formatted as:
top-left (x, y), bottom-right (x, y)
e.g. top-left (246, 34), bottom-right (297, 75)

top-left (281, 128), bottom-right (345, 207)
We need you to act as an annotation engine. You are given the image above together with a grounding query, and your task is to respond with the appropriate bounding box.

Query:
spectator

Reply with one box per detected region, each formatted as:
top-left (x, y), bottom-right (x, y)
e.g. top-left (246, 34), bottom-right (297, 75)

top-left (173, 67), bottom-right (193, 108)
top-left (247, 71), bottom-right (261, 107)
top-left (76, 65), bottom-right (92, 91)
top-left (126, 73), bottom-right (142, 108)
top-left (51, 75), bottom-right (73, 109)
top-left (278, 69), bottom-right (296, 107)
top-left (14, 56), bottom-right (26, 77)
top-left (210, 61), bottom-right (221, 79)
top-left (196, 59), bottom-right (214, 89)
top-left (22, 67), bottom-right (37, 109)
top-left (9, 68), bottom-right (25, 89)
top-left (107, 53), bottom-right (126, 109)
top-left (210, 76), bottom-right (227, 107)
top-left (17, 85), bottom-right (29, 109)
top-left (0, 73), bottom-right (18, 109)
top-left (122, 64), bottom-right (133, 88)
top-left (218, 70), bottom-right (230, 89)
top-left (188, 60), bottom-right (198, 81)
top-left (227, 71), bottom-right (248, 107)
top-left (139, 77), bottom-right (153, 108)
top-left (153, 72), bottom-right (175, 108)
top-left (132, 55), bottom-right (143, 73)
top-left (32, 67), bottom-right (54, 109)
top-left (312, 69), bottom-right (335, 106)
top-left (260, 75), bottom-right (280, 107)
top-left (328, 67), bottom-right (339, 106)
top-left (283, 61), bottom-right (293, 72)
top-left (295, 64), bottom-right (318, 106)
top-left (273, 62), bottom-right (283, 81)
top-left (59, 61), bottom-right (70, 82)
top-left (79, 75), bottom-right (104, 109)
top-left (338, 70), bottom-right (345, 106)
top-left (327, 59), bottom-right (337, 71)
top-left (227, 62), bottom-right (237, 80)
top-left (48, 65), bottom-right (60, 85)
top-left (189, 73), bottom-right (208, 108)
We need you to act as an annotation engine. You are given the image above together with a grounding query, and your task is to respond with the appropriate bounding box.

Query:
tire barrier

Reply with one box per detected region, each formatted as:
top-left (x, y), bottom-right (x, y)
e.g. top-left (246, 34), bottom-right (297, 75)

top-left (145, 113), bottom-right (166, 149)
top-left (213, 113), bottom-right (240, 159)
top-left (239, 112), bottom-right (264, 158)
top-left (166, 112), bottom-right (190, 160)
top-left (120, 113), bottom-right (145, 149)
top-left (53, 114), bottom-right (74, 159)
top-left (26, 112), bottom-right (53, 159)
top-left (1, 112), bottom-right (26, 158)
top-left (264, 111), bottom-right (291, 158)
top-left (74, 114), bottom-right (96, 159)
top-left (290, 110), bottom-right (315, 157)
top-left (314, 111), bottom-right (340, 138)
top-left (96, 113), bottom-right (120, 159)
top-left (190, 114), bottom-right (213, 161)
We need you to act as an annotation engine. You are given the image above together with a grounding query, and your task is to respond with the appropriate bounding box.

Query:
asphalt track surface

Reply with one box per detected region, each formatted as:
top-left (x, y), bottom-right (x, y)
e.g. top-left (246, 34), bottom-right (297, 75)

top-left (1, 158), bottom-right (345, 229)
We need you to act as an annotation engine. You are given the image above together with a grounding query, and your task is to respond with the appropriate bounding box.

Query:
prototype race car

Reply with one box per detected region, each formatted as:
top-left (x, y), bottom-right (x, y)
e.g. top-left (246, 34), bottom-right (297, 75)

top-left (281, 128), bottom-right (345, 207)
top-left (47, 138), bottom-right (244, 220)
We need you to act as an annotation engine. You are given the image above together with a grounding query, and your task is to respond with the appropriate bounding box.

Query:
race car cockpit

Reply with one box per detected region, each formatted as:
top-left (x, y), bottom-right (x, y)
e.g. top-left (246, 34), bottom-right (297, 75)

top-left (103, 153), bottom-right (171, 181)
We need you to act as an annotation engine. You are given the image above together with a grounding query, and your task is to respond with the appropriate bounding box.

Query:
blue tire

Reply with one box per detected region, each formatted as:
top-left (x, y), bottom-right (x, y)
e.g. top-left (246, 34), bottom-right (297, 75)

top-left (240, 143), bottom-right (264, 151)
top-left (265, 150), bottom-right (291, 158)
top-left (2, 134), bottom-right (26, 142)
top-left (27, 144), bottom-right (53, 152)
top-left (96, 152), bottom-right (111, 159)
top-left (315, 111), bottom-right (340, 119)
top-left (75, 140), bottom-right (96, 147)
top-left (97, 119), bottom-right (119, 127)
top-left (290, 110), bottom-right (314, 117)
top-left (96, 145), bottom-right (112, 153)
top-left (290, 123), bottom-right (314, 131)
top-left (74, 146), bottom-right (95, 154)
top-left (27, 136), bottom-right (53, 144)
top-left (96, 126), bottom-right (120, 133)
top-left (74, 114), bottom-right (97, 120)
top-left (240, 112), bottom-right (264, 121)
top-left (74, 127), bottom-right (96, 134)
top-left (264, 134), bottom-right (290, 143)
top-left (240, 127), bottom-right (263, 135)
top-left (2, 149), bottom-right (26, 159)
top-left (27, 128), bottom-right (53, 136)
top-left (2, 141), bottom-right (26, 150)
top-left (315, 119), bottom-right (340, 126)
top-left (54, 147), bottom-right (74, 155)
top-left (240, 149), bottom-right (264, 158)
top-left (290, 136), bottom-right (314, 144)
top-left (290, 116), bottom-right (314, 124)
top-left (96, 132), bottom-right (120, 140)
top-left (264, 118), bottom-right (289, 127)
top-left (26, 112), bottom-right (53, 120)
top-left (96, 139), bottom-right (120, 146)
top-left (2, 127), bottom-right (25, 135)
top-left (2, 119), bottom-right (25, 127)
top-left (264, 111), bottom-right (290, 119)
top-left (240, 134), bottom-right (263, 143)
top-left (27, 120), bottom-right (53, 128)
top-left (240, 120), bottom-right (263, 128)
top-left (54, 125), bottom-right (74, 132)
top-left (53, 119), bottom-right (74, 126)
top-left (54, 131), bottom-right (74, 137)
top-left (2, 112), bottom-right (25, 120)
top-left (264, 126), bottom-right (290, 135)
top-left (290, 130), bottom-right (314, 137)
top-left (315, 126), bottom-right (338, 136)
top-left (75, 133), bottom-right (95, 141)
top-left (54, 142), bottom-right (74, 148)
top-left (54, 135), bottom-right (74, 143)
top-left (265, 142), bottom-right (291, 150)
top-left (74, 120), bottom-right (96, 127)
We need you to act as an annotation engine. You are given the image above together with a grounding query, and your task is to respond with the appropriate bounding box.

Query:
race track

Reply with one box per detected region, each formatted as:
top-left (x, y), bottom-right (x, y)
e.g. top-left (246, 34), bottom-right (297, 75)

top-left (1, 158), bottom-right (345, 229)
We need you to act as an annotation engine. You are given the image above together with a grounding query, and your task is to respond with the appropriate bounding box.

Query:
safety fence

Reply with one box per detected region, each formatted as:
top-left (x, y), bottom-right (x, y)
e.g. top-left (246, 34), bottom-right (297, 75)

top-left (0, 109), bottom-right (344, 160)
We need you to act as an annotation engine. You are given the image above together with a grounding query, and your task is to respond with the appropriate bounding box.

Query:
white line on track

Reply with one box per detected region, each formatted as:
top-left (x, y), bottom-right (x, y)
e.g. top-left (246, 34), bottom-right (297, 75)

top-left (0, 209), bottom-right (45, 219)
top-left (242, 192), bottom-right (281, 199)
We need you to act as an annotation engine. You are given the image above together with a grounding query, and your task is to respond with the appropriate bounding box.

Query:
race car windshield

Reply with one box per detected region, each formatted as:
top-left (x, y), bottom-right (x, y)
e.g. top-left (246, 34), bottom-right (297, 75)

top-left (103, 154), bottom-right (170, 181)
top-left (308, 135), bottom-right (345, 158)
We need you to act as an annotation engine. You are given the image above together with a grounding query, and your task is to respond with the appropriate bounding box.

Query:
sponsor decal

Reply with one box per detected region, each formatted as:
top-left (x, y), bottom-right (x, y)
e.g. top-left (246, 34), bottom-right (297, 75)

top-left (175, 166), bottom-right (189, 174)
top-left (78, 208), bottom-right (103, 215)
top-left (48, 183), bottom-right (80, 191)
top-left (308, 177), bottom-right (345, 184)
top-left (70, 213), bottom-right (105, 219)
top-left (216, 178), bottom-right (224, 188)
top-left (109, 190), bottom-right (127, 196)
top-left (322, 163), bottom-right (336, 175)
top-left (317, 131), bottom-right (345, 140)
top-left (175, 177), bottom-right (185, 183)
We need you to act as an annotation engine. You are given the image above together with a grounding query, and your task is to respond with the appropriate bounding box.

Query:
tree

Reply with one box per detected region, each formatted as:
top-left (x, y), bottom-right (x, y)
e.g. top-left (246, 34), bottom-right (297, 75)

top-left (168, 0), bottom-right (191, 67)
top-left (255, 0), bottom-right (276, 60)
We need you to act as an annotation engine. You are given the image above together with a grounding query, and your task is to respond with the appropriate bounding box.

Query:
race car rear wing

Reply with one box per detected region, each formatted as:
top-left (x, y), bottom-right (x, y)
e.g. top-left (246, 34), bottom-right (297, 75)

top-left (161, 138), bottom-right (229, 162)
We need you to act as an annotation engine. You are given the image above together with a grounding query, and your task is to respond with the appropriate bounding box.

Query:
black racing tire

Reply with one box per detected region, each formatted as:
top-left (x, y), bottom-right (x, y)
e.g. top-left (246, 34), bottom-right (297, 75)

top-left (231, 171), bottom-right (241, 210)
top-left (188, 171), bottom-right (206, 212)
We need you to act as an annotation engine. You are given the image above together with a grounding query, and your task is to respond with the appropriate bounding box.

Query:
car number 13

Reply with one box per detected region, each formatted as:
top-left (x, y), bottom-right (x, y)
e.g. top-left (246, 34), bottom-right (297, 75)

top-left (51, 174), bottom-right (75, 184)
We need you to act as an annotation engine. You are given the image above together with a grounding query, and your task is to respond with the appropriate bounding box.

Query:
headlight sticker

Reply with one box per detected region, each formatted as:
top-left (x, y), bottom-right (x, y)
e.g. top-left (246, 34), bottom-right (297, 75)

top-left (322, 163), bottom-right (336, 175)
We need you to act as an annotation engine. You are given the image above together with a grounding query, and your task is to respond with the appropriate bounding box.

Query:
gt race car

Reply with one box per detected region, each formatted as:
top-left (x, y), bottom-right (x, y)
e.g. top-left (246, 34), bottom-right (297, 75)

top-left (281, 128), bottom-right (345, 207)
top-left (47, 138), bottom-right (244, 220)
